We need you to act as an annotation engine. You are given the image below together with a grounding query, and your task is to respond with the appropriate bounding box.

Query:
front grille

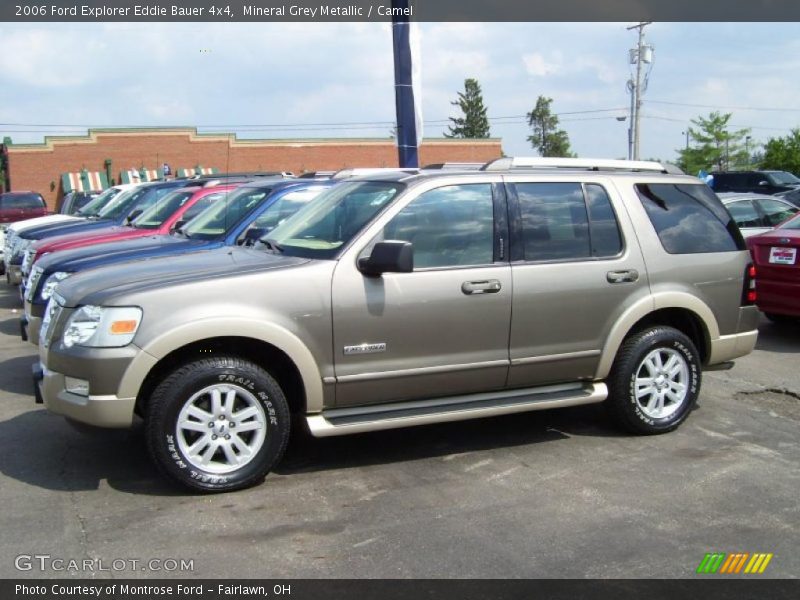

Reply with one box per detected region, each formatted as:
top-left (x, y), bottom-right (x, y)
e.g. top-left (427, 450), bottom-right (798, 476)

top-left (22, 248), bottom-right (35, 275)
top-left (25, 267), bottom-right (43, 302)
top-left (41, 299), bottom-right (63, 348)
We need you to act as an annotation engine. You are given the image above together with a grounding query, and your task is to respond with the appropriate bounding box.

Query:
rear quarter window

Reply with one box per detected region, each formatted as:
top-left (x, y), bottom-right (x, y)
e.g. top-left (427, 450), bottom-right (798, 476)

top-left (635, 183), bottom-right (745, 253)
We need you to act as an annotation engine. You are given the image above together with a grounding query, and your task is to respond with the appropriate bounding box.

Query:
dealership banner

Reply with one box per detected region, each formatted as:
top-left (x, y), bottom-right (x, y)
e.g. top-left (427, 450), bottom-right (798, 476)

top-left (4, 0), bottom-right (800, 21)
top-left (4, 579), bottom-right (800, 600)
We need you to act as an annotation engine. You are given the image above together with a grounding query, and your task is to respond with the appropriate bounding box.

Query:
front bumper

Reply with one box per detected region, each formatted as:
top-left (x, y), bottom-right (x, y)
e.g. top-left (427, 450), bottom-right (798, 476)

top-left (38, 340), bottom-right (156, 429)
top-left (6, 263), bottom-right (22, 286)
top-left (38, 365), bottom-right (136, 428)
top-left (23, 299), bottom-right (44, 345)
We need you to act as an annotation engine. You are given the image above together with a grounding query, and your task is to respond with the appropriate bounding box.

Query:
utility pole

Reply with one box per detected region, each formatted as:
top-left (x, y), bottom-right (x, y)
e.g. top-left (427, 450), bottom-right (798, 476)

top-left (627, 22), bottom-right (652, 160)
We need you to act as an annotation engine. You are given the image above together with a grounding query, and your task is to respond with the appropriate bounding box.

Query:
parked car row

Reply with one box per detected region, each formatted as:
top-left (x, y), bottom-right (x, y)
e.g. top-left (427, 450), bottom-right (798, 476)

top-left (0, 159), bottom-right (795, 494)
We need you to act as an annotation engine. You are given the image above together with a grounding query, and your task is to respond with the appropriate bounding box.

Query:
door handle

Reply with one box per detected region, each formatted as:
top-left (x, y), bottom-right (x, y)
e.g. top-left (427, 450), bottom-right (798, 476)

top-left (606, 269), bottom-right (639, 284)
top-left (461, 279), bottom-right (502, 295)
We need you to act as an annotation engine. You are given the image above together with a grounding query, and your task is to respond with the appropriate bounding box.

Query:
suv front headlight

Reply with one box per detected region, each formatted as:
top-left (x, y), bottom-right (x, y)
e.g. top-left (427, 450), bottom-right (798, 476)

top-left (62, 305), bottom-right (143, 348)
top-left (41, 271), bottom-right (71, 301)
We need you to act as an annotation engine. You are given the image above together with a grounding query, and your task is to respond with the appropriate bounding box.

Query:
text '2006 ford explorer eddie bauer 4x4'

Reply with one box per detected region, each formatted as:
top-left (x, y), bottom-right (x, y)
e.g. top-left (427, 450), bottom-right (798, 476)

top-left (35, 159), bottom-right (759, 492)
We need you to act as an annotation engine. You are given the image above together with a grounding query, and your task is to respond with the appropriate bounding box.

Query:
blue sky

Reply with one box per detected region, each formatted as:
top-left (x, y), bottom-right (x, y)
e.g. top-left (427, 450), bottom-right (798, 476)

top-left (2, 22), bottom-right (800, 162)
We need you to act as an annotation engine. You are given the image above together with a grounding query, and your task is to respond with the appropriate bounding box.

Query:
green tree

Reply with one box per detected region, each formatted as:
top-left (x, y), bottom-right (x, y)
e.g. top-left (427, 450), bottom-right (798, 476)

top-left (761, 129), bottom-right (800, 174)
top-left (444, 78), bottom-right (491, 139)
top-left (677, 112), bottom-right (750, 174)
top-left (526, 96), bottom-right (574, 157)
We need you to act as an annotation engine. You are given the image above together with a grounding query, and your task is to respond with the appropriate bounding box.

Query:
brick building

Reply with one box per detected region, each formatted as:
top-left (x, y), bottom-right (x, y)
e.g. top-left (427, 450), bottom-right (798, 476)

top-left (0, 128), bottom-right (503, 210)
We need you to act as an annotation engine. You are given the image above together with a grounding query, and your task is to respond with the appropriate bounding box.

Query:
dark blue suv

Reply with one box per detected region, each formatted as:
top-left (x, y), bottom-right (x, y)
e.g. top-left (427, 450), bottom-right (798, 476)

top-left (22, 179), bottom-right (335, 344)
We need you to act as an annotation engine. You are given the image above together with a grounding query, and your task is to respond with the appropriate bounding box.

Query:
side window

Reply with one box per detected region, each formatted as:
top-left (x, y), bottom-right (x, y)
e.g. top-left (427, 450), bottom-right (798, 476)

top-left (515, 183), bottom-right (590, 261)
top-left (585, 184), bottom-right (623, 257)
top-left (381, 184), bottom-right (494, 269)
top-left (726, 200), bottom-right (763, 229)
top-left (635, 183), bottom-right (745, 253)
top-left (757, 199), bottom-right (798, 227)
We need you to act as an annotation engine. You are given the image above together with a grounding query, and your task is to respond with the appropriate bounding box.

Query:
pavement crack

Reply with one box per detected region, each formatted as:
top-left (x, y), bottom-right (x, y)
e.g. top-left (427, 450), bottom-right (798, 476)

top-left (738, 387), bottom-right (800, 401)
top-left (59, 444), bottom-right (94, 568)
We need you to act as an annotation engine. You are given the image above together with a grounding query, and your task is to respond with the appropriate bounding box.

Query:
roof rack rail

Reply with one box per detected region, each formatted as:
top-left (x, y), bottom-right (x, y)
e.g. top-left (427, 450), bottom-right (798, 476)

top-left (330, 167), bottom-right (420, 180)
top-left (481, 157), bottom-right (683, 174)
top-left (422, 162), bottom-right (485, 170)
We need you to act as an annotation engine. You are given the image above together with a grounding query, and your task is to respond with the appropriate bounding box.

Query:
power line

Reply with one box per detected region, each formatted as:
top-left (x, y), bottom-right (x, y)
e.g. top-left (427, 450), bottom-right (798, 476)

top-left (0, 108), bottom-right (629, 132)
top-left (649, 100), bottom-right (800, 113)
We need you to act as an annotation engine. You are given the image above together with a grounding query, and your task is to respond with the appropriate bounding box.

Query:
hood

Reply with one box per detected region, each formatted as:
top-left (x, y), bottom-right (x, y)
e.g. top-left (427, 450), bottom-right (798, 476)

top-left (9, 214), bottom-right (79, 233)
top-left (33, 225), bottom-right (126, 252)
top-left (55, 246), bottom-right (309, 307)
top-left (41, 235), bottom-right (213, 273)
top-left (21, 218), bottom-right (114, 240)
top-left (35, 226), bottom-right (147, 255)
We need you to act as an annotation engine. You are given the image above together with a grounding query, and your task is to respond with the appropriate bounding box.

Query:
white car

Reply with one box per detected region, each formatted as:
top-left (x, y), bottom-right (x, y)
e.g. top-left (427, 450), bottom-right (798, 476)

top-left (719, 192), bottom-right (799, 238)
top-left (2, 184), bottom-right (136, 279)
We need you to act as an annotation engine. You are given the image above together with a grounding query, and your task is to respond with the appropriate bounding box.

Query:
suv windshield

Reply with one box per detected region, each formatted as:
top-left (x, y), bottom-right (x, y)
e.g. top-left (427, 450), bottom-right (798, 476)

top-left (266, 181), bottom-right (404, 259)
top-left (97, 184), bottom-right (182, 220)
top-left (133, 190), bottom-right (196, 229)
top-left (766, 171), bottom-right (800, 186)
top-left (182, 186), bottom-right (274, 240)
top-left (77, 187), bottom-right (124, 216)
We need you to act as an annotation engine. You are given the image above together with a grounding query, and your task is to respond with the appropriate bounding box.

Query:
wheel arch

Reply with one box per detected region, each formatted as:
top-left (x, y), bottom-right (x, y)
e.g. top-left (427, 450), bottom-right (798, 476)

top-left (127, 319), bottom-right (324, 418)
top-left (596, 293), bottom-right (718, 379)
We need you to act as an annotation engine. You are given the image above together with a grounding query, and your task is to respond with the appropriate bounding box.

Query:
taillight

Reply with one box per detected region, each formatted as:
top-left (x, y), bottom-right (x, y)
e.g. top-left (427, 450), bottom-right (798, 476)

top-left (742, 263), bottom-right (756, 305)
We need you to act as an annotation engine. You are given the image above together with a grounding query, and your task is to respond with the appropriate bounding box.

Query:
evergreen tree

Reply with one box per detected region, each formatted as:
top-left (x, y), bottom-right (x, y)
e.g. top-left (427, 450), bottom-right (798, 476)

top-left (445, 78), bottom-right (491, 138)
top-left (526, 96), bottom-right (574, 157)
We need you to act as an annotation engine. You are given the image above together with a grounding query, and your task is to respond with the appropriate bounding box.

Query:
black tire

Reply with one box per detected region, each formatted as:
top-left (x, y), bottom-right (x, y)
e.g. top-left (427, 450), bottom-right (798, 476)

top-left (606, 326), bottom-right (701, 435)
top-left (145, 356), bottom-right (291, 492)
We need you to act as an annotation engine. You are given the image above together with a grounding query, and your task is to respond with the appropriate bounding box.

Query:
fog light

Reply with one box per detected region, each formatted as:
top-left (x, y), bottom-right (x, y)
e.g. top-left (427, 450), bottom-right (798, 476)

top-left (65, 377), bottom-right (89, 396)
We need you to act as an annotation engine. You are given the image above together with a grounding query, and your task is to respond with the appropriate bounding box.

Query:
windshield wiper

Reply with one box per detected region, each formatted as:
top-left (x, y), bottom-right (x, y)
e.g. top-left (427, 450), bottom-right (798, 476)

top-left (261, 238), bottom-right (284, 253)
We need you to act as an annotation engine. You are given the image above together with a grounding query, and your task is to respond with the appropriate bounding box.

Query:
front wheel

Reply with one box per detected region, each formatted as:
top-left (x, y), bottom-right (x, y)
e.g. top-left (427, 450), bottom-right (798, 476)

top-left (606, 326), bottom-right (701, 435)
top-left (145, 356), bottom-right (291, 492)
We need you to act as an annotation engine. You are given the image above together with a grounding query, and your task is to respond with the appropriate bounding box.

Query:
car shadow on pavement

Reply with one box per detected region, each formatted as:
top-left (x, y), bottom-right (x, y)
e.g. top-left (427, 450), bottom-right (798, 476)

top-left (0, 410), bottom-right (183, 496)
top-left (755, 318), bottom-right (800, 354)
top-left (0, 395), bottom-right (622, 494)
top-left (0, 315), bottom-right (22, 337)
top-left (0, 290), bottom-right (22, 310)
top-left (277, 403), bottom-right (623, 475)
top-left (0, 354), bottom-right (39, 395)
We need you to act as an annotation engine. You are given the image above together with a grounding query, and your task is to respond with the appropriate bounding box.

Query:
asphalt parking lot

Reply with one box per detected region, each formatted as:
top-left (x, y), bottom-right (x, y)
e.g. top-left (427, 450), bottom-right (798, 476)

top-left (0, 284), bottom-right (798, 579)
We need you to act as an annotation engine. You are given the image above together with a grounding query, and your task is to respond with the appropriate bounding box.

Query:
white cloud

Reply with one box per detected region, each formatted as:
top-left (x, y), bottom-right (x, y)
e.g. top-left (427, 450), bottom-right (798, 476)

top-left (523, 53), bottom-right (560, 77)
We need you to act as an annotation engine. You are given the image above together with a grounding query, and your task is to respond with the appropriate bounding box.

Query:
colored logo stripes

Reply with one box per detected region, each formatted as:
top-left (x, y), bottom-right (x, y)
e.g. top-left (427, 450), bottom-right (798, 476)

top-left (696, 552), bottom-right (773, 574)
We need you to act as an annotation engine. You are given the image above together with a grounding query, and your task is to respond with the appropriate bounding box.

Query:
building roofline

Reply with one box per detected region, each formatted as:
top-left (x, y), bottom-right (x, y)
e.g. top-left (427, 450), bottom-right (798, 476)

top-left (4, 127), bottom-right (502, 152)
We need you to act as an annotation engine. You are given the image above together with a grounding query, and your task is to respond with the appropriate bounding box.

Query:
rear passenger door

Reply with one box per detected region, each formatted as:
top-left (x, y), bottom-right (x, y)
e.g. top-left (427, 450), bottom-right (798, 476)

top-left (505, 179), bottom-right (648, 387)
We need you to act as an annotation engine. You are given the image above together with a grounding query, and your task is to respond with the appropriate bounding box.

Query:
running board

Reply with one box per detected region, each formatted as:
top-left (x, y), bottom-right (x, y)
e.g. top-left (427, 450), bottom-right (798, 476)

top-left (306, 382), bottom-right (608, 437)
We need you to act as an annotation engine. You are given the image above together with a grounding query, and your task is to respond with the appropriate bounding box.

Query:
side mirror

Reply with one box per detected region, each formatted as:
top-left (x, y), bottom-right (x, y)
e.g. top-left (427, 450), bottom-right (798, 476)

top-left (171, 219), bottom-right (187, 232)
top-left (357, 241), bottom-right (413, 277)
top-left (758, 180), bottom-right (769, 187)
top-left (240, 227), bottom-right (267, 246)
top-left (126, 209), bottom-right (143, 224)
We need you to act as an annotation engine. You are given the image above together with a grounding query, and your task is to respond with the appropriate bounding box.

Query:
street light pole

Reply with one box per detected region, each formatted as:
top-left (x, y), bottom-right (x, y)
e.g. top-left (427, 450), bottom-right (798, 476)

top-left (745, 135), bottom-right (751, 168)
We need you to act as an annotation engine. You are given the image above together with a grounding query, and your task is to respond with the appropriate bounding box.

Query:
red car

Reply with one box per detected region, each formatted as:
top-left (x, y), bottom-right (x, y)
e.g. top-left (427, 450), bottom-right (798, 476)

top-left (27, 185), bottom-right (237, 268)
top-left (747, 212), bottom-right (800, 322)
top-left (0, 191), bottom-right (48, 225)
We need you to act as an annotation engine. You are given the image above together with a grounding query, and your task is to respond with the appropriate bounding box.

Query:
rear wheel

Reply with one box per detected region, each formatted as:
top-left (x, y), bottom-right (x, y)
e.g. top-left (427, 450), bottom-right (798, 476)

top-left (606, 326), bottom-right (701, 434)
top-left (145, 356), bottom-right (290, 492)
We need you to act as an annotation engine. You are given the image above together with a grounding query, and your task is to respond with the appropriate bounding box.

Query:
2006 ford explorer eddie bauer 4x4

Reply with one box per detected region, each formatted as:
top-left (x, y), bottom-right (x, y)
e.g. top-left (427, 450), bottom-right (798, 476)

top-left (35, 158), bottom-right (759, 492)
